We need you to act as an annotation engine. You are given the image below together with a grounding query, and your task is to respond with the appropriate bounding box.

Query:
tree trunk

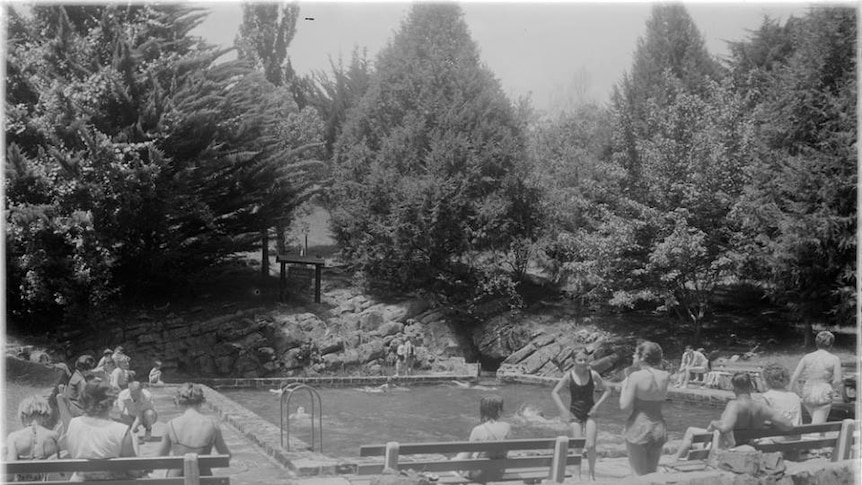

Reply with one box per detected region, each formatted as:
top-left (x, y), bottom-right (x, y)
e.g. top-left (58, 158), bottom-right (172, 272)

top-left (261, 229), bottom-right (269, 277)
top-left (276, 223), bottom-right (286, 254)
top-left (802, 320), bottom-right (815, 349)
top-left (693, 318), bottom-right (702, 347)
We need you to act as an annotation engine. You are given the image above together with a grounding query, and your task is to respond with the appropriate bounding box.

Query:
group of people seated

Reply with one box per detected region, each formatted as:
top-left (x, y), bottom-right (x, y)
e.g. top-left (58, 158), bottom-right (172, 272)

top-left (7, 347), bottom-right (230, 482)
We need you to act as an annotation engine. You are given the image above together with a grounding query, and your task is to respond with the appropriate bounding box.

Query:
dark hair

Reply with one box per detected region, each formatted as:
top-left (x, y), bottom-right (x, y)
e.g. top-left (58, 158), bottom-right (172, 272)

top-left (81, 380), bottom-right (118, 417)
top-left (75, 354), bottom-right (96, 371)
top-left (479, 396), bottom-right (504, 422)
top-left (815, 331), bottom-right (834, 350)
top-left (731, 372), bottom-right (753, 393)
top-left (762, 363), bottom-right (790, 390)
top-left (636, 341), bottom-right (663, 367)
top-left (176, 383), bottom-right (206, 406)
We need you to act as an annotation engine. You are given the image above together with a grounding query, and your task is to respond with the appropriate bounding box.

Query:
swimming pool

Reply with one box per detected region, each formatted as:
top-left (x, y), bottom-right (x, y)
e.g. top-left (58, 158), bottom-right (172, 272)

top-left (221, 382), bottom-right (720, 458)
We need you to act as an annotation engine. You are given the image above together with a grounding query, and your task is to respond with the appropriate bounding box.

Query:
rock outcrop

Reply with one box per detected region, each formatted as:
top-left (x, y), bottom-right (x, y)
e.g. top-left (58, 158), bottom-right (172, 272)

top-left (39, 292), bottom-right (468, 379)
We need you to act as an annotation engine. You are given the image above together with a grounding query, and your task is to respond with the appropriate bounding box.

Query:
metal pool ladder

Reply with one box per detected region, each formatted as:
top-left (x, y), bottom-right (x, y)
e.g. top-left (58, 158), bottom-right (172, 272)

top-left (279, 383), bottom-right (323, 452)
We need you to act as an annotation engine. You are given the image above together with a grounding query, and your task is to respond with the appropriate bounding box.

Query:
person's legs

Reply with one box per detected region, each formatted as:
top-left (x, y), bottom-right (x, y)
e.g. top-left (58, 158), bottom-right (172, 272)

top-left (673, 426), bottom-right (706, 460)
top-left (689, 367), bottom-right (707, 385)
top-left (644, 443), bottom-right (663, 474)
top-left (680, 367), bottom-right (691, 388)
top-left (570, 421), bottom-right (585, 477)
top-left (142, 410), bottom-right (158, 439)
top-left (625, 441), bottom-right (650, 476)
top-left (585, 417), bottom-right (598, 480)
top-left (805, 402), bottom-right (831, 425)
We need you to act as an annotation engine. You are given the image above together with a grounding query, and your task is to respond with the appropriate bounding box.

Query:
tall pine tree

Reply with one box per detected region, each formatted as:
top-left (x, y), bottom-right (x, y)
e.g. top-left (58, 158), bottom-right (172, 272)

top-left (329, 3), bottom-right (540, 296)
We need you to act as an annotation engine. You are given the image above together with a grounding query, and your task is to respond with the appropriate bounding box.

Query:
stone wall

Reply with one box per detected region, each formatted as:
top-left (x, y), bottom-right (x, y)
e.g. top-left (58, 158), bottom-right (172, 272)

top-left (60, 294), bottom-right (473, 380)
top-left (615, 459), bottom-right (859, 485)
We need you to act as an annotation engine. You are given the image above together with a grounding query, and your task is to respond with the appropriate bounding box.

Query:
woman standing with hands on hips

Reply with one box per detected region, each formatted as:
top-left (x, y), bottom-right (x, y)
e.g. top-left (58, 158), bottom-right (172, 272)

top-left (620, 341), bottom-right (670, 476)
top-left (551, 348), bottom-right (611, 481)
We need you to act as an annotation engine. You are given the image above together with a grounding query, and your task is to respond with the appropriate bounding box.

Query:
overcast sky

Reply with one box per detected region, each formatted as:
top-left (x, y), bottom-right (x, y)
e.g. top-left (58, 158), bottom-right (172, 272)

top-left (193, 2), bottom-right (818, 112)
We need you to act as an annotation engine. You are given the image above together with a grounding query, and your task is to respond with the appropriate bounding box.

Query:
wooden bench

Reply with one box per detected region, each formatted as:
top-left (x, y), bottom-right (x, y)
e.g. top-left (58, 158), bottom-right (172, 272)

top-left (357, 436), bottom-right (584, 484)
top-left (665, 419), bottom-right (857, 472)
top-left (3, 453), bottom-right (231, 485)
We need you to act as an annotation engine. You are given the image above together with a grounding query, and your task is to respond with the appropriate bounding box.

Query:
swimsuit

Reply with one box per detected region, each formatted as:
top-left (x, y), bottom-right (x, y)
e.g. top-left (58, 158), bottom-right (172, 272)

top-left (800, 351), bottom-right (837, 407)
top-left (467, 421), bottom-right (509, 483)
top-left (623, 370), bottom-right (667, 446)
top-left (565, 370), bottom-right (595, 423)
top-left (166, 419), bottom-right (217, 476)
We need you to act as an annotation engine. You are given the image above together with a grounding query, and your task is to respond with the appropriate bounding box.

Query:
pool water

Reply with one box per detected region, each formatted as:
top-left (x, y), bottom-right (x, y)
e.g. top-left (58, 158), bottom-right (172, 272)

top-left (221, 383), bottom-right (721, 458)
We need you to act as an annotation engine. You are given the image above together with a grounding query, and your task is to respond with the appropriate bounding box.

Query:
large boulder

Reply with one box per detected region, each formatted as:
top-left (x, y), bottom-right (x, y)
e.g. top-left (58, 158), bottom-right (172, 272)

top-left (359, 309), bottom-right (385, 332)
top-left (473, 314), bottom-right (534, 362)
top-left (268, 324), bottom-right (307, 354)
top-left (377, 321), bottom-right (404, 337)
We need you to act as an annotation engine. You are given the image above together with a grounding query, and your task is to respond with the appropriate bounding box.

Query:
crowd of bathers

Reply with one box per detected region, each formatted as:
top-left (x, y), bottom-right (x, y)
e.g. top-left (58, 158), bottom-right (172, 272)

top-left (5, 330), bottom-right (845, 482)
top-left (5, 346), bottom-right (230, 482)
top-left (454, 331), bottom-right (844, 481)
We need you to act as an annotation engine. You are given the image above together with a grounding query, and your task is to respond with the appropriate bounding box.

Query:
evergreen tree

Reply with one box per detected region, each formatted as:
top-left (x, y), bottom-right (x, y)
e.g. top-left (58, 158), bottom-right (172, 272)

top-left (732, 7), bottom-right (857, 339)
top-left (329, 3), bottom-right (540, 297)
top-left (303, 48), bottom-right (373, 158)
top-left (5, 4), bottom-right (318, 327)
top-left (611, 4), bottom-right (723, 195)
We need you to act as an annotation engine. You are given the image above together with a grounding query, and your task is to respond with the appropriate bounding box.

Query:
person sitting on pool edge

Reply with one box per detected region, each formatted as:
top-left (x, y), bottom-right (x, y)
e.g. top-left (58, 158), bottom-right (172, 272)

top-left (673, 372), bottom-right (794, 460)
top-left (677, 346), bottom-right (709, 388)
top-left (452, 396), bottom-right (511, 483)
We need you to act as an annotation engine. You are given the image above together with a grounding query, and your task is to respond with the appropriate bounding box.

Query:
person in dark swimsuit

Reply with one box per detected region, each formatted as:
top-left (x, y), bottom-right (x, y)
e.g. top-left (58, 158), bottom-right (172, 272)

top-left (552, 349), bottom-right (611, 481)
top-left (620, 341), bottom-right (670, 476)
top-left (157, 383), bottom-right (230, 477)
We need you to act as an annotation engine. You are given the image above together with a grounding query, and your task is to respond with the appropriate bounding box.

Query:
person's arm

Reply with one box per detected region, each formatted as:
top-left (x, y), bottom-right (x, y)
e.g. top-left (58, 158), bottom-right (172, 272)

top-left (789, 356), bottom-right (806, 391)
top-left (130, 415), bottom-right (142, 433)
top-left (707, 402), bottom-right (738, 433)
top-left (119, 429), bottom-right (136, 457)
top-left (212, 425), bottom-right (231, 458)
top-left (590, 372), bottom-right (612, 415)
top-left (551, 374), bottom-right (572, 420)
top-left (619, 374), bottom-right (636, 415)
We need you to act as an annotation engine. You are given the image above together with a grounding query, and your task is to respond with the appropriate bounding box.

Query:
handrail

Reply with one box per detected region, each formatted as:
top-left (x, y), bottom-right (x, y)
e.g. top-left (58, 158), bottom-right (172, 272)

top-left (279, 383), bottom-right (323, 452)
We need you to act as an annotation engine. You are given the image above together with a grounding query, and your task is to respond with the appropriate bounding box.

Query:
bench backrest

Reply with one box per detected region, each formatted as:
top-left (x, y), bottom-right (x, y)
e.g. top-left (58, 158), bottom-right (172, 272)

top-left (358, 436), bottom-right (585, 483)
top-left (3, 453), bottom-right (230, 485)
top-left (359, 437), bottom-right (585, 457)
top-left (686, 420), bottom-right (856, 462)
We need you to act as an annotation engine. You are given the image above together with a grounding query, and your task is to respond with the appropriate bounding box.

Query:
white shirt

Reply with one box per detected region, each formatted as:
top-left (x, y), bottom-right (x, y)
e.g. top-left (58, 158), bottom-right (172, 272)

top-left (116, 388), bottom-right (155, 418)
top-left (68, 416), bottom-right (129, 459)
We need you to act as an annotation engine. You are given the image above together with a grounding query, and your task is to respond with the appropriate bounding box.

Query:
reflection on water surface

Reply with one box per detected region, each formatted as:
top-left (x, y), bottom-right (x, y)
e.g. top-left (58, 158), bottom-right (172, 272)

top-left (222, 382), bottom-right (719, 457)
